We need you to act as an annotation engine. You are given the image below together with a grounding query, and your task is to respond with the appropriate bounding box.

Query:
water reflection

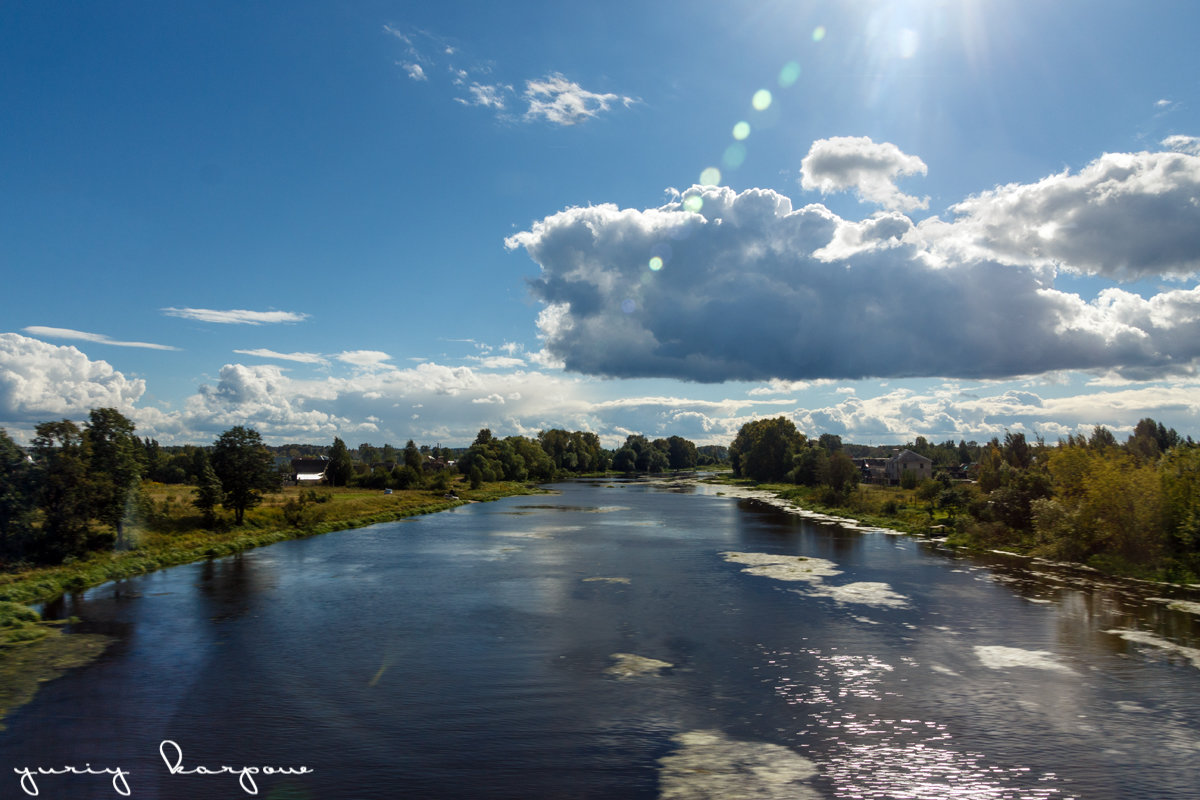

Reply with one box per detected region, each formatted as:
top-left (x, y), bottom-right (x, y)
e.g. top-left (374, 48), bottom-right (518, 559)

top-left (3, 480), bottom-right (1199, 799)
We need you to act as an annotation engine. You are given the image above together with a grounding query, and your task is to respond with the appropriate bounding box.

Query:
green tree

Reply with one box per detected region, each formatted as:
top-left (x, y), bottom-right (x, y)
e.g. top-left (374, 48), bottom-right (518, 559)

top-left (31, 420), bottom-right (93, 561)
top-left (404, 439), bottom-right (424, 474)
top-left (210, 426), bottom-right (276, 525)
top-left (612, 447), bottom-right (638, 473)
top-left (192, 453), bottom-right (224, 527)
top-left (1160, 445), bottom-right (1200, 562)
top-left (827, 451), bottom-right (860, 494)
top-left (730, 417), bottom-right (804, 482)
top-left (85, 408), bottom-right (143, 547)
top-left (665, 436), bottom-right (699, 471)
top-left (790, 443), bottom-right (829, 487)
top-left (0, 429), bottom-right (36, 557)
top-left (327, 437), bottom-right (354, 487)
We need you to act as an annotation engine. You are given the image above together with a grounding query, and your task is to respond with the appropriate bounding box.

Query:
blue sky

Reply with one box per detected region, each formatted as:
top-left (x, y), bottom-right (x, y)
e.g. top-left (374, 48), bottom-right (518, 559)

top-left (3, 0), bottom-right (1200, 448)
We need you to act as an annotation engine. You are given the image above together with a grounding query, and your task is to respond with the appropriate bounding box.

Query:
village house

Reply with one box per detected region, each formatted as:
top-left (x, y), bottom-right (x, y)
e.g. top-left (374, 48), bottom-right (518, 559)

top-left (291, 456), bottom-right (330, 484)
top-left (884, 449), bottom-right (933, 485)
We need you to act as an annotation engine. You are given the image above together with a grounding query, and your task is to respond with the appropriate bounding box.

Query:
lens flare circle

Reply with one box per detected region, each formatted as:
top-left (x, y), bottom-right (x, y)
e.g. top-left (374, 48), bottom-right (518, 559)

top-left (732, 121), bottom-right (751, 140)
top-left (779, 62), bottom-right (801, 87)
top-left (752, 89), bottom-right (773, 111)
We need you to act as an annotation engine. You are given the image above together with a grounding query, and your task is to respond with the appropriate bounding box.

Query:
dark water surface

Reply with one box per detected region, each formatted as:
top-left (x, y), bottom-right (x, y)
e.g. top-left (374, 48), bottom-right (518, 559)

top-left (3, 479), bottom-right (1198, 799)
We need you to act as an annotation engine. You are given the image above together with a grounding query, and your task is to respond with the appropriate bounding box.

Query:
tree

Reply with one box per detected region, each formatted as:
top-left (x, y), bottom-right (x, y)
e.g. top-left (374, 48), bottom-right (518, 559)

top-left (827, 451), bottom-right (860, 494)
top-left (612, 447), bottom-right (638, 473)
top-left (210, 426), bottom-right (276, 525)
top-left (0, 429), bottom-right (36, 557)
top-left (404, 440), bottom-right (424, 474)
top-left (1161, 445), bottom-right (1200, 561)
top-left (818, 433), bottom-right (843, 453)
top-left (790, 443), bottom-right (829, 487)
top-left (666, 436), bottom-right (699, 471)
top-left (327, 437), bottom-right (354, 487)
top-left (192, 453), bottom-right (224, 527)
top-left (31, 420), bottom-right (93, 561)
top-left (730, 417), bottom-right (804, 482)
top-left (85, 408), bottom-right (143, 547)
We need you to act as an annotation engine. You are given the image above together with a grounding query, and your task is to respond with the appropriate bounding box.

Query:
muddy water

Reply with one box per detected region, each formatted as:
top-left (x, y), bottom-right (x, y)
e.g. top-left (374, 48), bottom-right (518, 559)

top-left (1, 479), bottom-right (1197, 799)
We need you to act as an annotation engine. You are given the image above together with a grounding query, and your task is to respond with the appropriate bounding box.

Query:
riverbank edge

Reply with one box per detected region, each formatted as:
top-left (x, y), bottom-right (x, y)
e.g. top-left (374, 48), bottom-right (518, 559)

top-left (0, 481), bottom-right (544, 729)
top-left (692, 475), bottom-right (1200, 593)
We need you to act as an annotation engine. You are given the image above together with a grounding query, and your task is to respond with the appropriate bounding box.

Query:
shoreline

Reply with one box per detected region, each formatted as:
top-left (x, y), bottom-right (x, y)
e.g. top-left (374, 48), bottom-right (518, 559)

top-left (675, 475), bottom-right (1200, 594)
top-left (0, 480), bottom-right (542, 729)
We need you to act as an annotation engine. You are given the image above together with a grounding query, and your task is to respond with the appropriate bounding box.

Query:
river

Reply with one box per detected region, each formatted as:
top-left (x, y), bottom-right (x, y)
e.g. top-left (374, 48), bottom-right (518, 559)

top-left (2, 478), bottom-right (1198, 799)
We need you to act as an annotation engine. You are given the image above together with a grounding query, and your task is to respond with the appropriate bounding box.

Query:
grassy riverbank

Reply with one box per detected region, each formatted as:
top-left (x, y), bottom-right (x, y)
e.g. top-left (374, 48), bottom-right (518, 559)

top-left (705, 474), bottom-right (959, 536)
top-left (0, 479), bottom-right (540, 727)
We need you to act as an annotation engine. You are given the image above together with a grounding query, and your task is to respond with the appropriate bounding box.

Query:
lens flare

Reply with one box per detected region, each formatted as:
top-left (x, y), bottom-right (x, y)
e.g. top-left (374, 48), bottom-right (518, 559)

top-left (649, 257), bottom-right (664, 272)
top-left (621, 299), bottom-right (636, 314)
top-left (732, 121), bottom-right (751, 140)
top-left (813, 26), bottom-right (826, 42)
top-left (752, 89), bottom-right (772, 111)
top-left (779, 61), bottom-right (801, 87)
top-left (722, 143), bottom-right (746, 170)
top-left (683, 195), bottom-right (703, 213)
top-left (699, 166), bottom-right (721, 186)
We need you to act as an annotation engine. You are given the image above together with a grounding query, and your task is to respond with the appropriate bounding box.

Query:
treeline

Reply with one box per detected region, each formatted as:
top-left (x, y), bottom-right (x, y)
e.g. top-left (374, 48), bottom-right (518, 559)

top-left (727, 416), bottom-right (1200, 579)
top-left (728, 417), bottom-right (862, 504)
top-left (0, 411), bottom-right (284, 563)
top-left (0, 410), bottom-right (719, 566)
top-left (963, 421), bottom-right (1199, 578)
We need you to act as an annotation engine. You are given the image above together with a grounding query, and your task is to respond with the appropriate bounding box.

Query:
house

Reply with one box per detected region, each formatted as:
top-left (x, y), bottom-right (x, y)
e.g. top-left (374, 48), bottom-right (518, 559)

top-left (291, 456), bottom-right (330, 484)
top-left (884, 450), bottom-right (933, 485)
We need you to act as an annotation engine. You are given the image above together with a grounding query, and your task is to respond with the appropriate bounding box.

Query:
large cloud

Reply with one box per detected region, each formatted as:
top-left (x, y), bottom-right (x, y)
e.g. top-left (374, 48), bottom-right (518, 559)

top-left (507, 156), bottom-right (1200, 383)
top-left (927, 149), bottom-right (1200, 280)
top-left (0, 333), bottom-right (146, 424)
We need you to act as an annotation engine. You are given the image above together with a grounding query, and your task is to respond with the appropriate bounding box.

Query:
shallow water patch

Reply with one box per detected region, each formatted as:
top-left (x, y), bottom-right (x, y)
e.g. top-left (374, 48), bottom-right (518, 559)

top-left (605, 652), bottom-right (672, 679)
top-left (657, 729), bottom-right (820, 800)
top-left (974, 645), bottom-right (1075, 673)
top-left (801, 581), bottom-right (909, 608)
top-left (720, 551), bottom-right (841, 582)
top-left (1105, 629), bottom-right (1200, 669)
top-left (722, 552), bottom-right (908, 608)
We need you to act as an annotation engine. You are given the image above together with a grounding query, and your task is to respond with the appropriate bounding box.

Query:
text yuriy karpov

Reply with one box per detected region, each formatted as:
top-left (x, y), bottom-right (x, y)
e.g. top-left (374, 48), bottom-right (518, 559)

top-left (13, 740), bottom-right (313, 796)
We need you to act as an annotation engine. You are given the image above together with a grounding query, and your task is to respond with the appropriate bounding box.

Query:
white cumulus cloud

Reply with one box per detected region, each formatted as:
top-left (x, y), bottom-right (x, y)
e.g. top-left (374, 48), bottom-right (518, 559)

top-left (0, 333), bottom-right (146, 424)
top-left (800, 136), bottom-right (929, 211)
top-left (508, 180), bottom-right (1200, 383)
top-left (925, 149), bottom-right (1200, 280)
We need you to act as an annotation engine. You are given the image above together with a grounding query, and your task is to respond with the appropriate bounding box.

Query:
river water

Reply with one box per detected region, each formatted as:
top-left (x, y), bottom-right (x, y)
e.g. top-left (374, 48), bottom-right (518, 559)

top-left (3, 479), bottom-right (1199, 799)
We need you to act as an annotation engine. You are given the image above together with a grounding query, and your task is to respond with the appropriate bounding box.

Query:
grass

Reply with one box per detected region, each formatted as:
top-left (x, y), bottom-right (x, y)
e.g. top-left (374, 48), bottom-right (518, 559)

top-left (704, 474), bottom-right (966, 536)
top-left (0, 477), bottom-right (541, 728)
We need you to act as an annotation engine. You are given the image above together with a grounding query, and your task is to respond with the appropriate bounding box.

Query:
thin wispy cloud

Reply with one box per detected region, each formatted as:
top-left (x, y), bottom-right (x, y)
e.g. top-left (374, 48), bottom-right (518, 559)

top-left (234, 348), bottom-right (329, 365)
top-left (386, 26), bottom-right (635, 126)
top-left (163, 308), bottom-right (309, 325)
top-left (522, 73), bottom-right (636, 126)
top-left (23, 326), bottom-right (179, 351)
top-left (336, 350), bottom-right (394, 369)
